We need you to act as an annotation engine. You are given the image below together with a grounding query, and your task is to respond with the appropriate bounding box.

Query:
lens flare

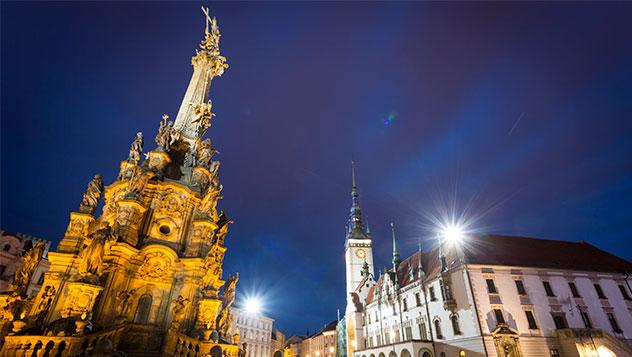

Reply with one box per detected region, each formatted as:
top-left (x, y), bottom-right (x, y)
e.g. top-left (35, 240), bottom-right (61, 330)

top-left (244, 296), bottom-right (262, 314)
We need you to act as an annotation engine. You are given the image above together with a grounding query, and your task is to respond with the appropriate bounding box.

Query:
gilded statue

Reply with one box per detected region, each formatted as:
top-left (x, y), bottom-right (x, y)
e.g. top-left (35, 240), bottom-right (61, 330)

top-left (192, 101), bottom-right (215, 138)
top-left (79, 174), bottom-right (104, 215)
top-left (128, 132), bottom-right (144, 164)
top-left (78, 222), bottom-right (111, 278)
top-left (172, 295), bottom-right (190, 323)
top-left (155, 114), bottom-right (175, 152)
top-left (7, 241), bottom-right (46, 297)
top-left (199, 184), bottom-right (222, 221)
top-left (196, 138), bottom-right (218, 169)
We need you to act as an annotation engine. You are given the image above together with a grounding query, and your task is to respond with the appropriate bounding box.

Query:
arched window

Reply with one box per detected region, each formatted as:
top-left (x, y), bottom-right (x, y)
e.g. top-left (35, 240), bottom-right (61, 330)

top-left (134, 294), bottom-right (152, 324)
top-left (451, 315), bottom-right (461, 335)
top-left (434, 320), bottom-right (443, 339)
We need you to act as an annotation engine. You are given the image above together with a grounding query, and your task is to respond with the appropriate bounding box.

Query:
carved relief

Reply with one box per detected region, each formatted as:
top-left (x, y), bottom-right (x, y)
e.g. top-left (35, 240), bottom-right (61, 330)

top-left (61, 283), bottom-right (102, 319)
top-left (137, 252), bottom-right (173, 282)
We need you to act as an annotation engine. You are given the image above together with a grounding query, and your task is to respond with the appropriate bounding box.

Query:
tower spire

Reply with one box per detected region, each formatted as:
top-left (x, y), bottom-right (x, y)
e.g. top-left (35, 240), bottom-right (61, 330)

top-left (391, 221), bottom-right (401, 268)
top-left (347, 161), bottom-right (368, 239)
top-left (173, 7), bottom-right (229, 143)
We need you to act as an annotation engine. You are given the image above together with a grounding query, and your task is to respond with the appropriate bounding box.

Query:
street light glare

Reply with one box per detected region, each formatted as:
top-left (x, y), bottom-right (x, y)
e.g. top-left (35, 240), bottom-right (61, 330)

top-left (441, 224), bottom-right (465, 244)
top-left (245, 297), bottom-right (262, 314)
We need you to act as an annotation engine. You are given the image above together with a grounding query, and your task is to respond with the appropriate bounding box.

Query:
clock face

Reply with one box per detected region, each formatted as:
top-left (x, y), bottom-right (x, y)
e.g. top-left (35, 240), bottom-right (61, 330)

top-left (355, 249), bottom-right (366, 259)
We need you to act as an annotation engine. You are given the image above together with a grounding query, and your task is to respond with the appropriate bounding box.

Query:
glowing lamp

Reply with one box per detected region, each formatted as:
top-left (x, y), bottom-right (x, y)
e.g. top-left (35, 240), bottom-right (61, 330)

top-left (244, 297), bottom-right (262, 315)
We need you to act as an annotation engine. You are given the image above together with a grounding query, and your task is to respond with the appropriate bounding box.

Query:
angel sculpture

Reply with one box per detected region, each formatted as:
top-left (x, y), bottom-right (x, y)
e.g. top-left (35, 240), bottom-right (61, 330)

top-left (199, 184), bottom-right (222, 221)
top-left (79, 175), bottom-right (104, 215)
top-left (196, 139), bottom-right (218, 169)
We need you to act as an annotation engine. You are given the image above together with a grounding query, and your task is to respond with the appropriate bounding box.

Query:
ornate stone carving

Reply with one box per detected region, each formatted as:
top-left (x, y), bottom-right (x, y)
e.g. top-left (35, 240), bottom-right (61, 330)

top-left (196, 138), bottom-right (217, 169)
top-left (78, 221), bottom-right (112, 280)
top-left (128, 132), bottom-right (144, 164)
top-left (192, 102), bottom-right (215, 138)
top-left (79, 174), bottom-right (104, 215)
top-left (60, 283), bottom-right (102, 319)
top-left (201, 243), bottom-right (225, 293)
top-left (127, 168), bottom-right (156, 199)
top-left (214, 211), bottom-right (233, 246)
top-left (154, 190), bottom-right (186, 218)
top-left (7, 242), bottom-right (46, 297)
top-left (155, 114), bottom-right (176, 152)
top-left (216, 272), bottom-right (238, 338)
top-left (137, 252), bottom-right (173, 282)
top-left (115, 288), bottom-right (136, 316)
top-left (171, 295), bottom-right (190, 324)
top-left (33, 285), bottom-right (56, 325)
top-left (198, 184), bottom-right (222, 221)
top-left (197, 8), bottom-right (229, 78)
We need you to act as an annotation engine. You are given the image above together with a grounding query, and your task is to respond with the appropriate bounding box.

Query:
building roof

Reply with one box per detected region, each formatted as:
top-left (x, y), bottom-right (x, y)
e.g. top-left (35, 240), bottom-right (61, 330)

top-left (363, 234), bottom-right (632, 305)
top-left (462, 234), bottom-right (632, 273)
top-left (307, 320), bottom-right (338, 338)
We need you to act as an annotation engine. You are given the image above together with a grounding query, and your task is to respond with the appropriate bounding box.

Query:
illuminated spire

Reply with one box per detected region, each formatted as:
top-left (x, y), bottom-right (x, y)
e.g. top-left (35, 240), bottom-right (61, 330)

top-left (173, 7), bottom-right (229, 143)
top-left (347, 161), bottom-right (369, 240)
top-left (391, 221), bottom-right (401, 268)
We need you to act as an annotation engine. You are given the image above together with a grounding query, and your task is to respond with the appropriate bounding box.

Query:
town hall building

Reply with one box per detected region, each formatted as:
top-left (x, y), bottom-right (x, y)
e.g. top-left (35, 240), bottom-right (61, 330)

top-left (341, 166), bottom-right (632, 357)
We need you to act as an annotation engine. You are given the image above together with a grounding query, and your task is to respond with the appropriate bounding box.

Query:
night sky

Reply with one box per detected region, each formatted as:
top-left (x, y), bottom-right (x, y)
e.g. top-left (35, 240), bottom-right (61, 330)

top-left (2, 2), bottom-right (632, 335)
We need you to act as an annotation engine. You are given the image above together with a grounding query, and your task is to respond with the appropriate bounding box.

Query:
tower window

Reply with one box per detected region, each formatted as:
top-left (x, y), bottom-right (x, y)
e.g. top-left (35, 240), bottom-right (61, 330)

top-left (415, 292), bottom-right (421, 306)
top-left (429, 286), bottom-right (437, 301)
top-left (515, 280), bottom-right (526, 295)
top-left (607, 313), bottom-right (622, 333)
top-left (486, 279), bottom-right (497, 294)
top-left (451, 315), bottom-right (461, 335)
top-left (543, 281), bottom-right (555, 297)
top-left (434, 320), bottom-right (443, 339)
top-left (594, 284), bottom-right (607, 299)
top-left (525, 310), bottom-right (538, 329)
top-left (568, 282), bottom-right (580, 298)
top-left (402, 298), bottom-right (408, 311)
top-left (619, 285), bottom-right (632, 301)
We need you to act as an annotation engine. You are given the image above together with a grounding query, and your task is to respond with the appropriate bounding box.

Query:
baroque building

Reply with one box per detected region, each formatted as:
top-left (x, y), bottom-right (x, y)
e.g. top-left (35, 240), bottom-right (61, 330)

top-left (0, 8), bottom-right (245, 357)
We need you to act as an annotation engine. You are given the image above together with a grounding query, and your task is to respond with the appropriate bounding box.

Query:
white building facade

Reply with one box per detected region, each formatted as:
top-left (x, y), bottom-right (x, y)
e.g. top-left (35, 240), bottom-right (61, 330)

top-left (349, 233), bottom-right (632, 357)
top-left (234, 307), bottom-right (276, 357)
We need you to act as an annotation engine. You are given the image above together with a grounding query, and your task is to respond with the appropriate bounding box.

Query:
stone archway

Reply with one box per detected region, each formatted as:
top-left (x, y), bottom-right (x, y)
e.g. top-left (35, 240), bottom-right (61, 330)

top-left (401, 349), bottom-right (411, 357)
top-left (389, 351), bottom-right (397, 357)
top-left (419, 350), bottom-right (432, 357)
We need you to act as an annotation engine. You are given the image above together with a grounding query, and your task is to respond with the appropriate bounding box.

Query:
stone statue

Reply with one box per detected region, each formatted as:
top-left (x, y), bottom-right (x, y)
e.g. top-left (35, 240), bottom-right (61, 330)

top-left (196, 138), bottom-right (217, 169)
top-left (209, 161), bottom-right (221, 186)
top-left (199, 184), bottom-right (222, 221)
top-left (115, 288), bottom-right (136, 316)
top-left (128, 132), bottom-right (143, 164)
top-left (78, 222), bottom-right (111, 278)
top-left (79, 174), bottom-right (104, 215)
top-left (127, 168), bottom-right (156, 198)
top-left (214, 211), bottom-right (233, 246)
top-left (155, 114), bottom-right (175, 152)
top-left (222, 272), bottom-right (238, 310)
top-left (172, 295), bottom-right (190, 324)
top-left (8, 242), bottom-right (46, 297)
top-left (34, 285), bottom-right (56, 325)
top-left (201, 244), bottom-right (224, 292)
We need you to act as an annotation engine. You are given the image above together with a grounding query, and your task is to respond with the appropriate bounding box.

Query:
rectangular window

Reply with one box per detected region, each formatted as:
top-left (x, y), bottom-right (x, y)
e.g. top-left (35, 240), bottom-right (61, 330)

top-left (551, 312), bottom-right (568, 329)
top-left (619, 285), bottom-right (632, 301)
top-left (525, 310), bottom-right (538, 329)
top-left (515, 280), bottom-right (526, 295)
top-left (580, 311), bottom-right (592, 329)
top-left (607, 313), bottom-right (622, 333)
top-left (415, 292), bottom-right (421, 306)
top-left (594, 284), bottom-right (607, 299)
top-left (543, 281), bottom-right (555, 297)
top-left (486, 279), bottom-right (498, 294)
top-left (429, 286), bottom-right (437, 301)
top-left (451, 315), bottom-right (461, 335)
top-left (568, 282), bottom-right (580, 298)
top-left (384, 332), bottom-right (390, 344)
top-left (405, 326), bottom-right (412, 340)
top-left (494, 309), bottom-right (505, 324)
top-left (439, 280), bottom-right (446, 300)
top-left (434, 320), bottom-right (443, 339)
top-left (402, 298), bottom-right (408, 311)
top-left (419, 321), bottom-right (427, 340)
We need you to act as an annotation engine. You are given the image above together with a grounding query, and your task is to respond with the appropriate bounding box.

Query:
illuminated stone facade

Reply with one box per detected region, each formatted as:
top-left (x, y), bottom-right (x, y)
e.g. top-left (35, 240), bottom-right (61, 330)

top-left (0, 8), bottom-right (246, 357)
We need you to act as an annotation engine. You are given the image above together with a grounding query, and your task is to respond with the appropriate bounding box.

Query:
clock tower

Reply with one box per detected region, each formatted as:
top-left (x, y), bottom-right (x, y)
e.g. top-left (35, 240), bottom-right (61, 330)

top-left (344, 162), bottom-right (374, 311)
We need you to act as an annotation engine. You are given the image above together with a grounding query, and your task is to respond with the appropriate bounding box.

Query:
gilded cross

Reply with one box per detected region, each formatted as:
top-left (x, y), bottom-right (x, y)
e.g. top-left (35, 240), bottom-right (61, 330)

top-left (201, 6), bottom-right (212, 35)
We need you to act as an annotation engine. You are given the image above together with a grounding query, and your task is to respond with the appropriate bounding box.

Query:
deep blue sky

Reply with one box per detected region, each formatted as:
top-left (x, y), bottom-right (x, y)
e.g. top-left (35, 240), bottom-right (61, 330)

top-left (2, 2), bottom-right (632, 335)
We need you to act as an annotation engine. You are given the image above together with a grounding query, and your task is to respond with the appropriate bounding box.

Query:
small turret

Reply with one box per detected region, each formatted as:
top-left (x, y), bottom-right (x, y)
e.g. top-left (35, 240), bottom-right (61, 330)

top-left (391, 221), bottom-right (401, 269)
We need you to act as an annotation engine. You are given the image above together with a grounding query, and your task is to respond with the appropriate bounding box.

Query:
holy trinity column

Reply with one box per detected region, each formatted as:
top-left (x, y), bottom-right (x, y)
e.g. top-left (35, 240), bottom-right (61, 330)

top-left (0, 8), bottom-right (244, 356)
